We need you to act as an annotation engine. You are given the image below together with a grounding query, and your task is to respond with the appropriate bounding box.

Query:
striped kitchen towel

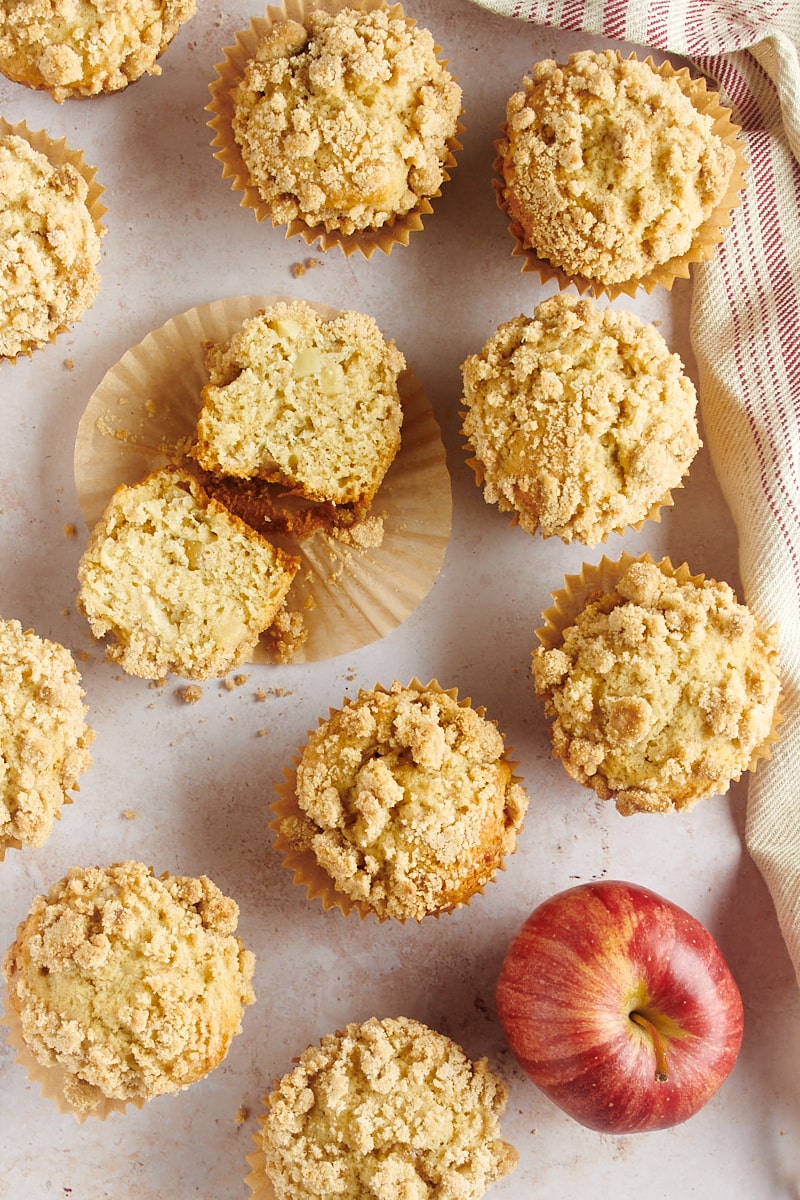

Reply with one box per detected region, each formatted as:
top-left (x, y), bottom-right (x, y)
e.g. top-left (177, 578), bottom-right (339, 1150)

top-left (467, 0), bottom-right (800, 983)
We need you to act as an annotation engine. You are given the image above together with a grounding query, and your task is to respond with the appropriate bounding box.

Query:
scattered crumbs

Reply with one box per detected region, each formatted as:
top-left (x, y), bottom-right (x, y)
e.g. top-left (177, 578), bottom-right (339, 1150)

top-left (256, 686), bottom-right (291, 700)
top-left (331, 513), bottom-right (384, 549)
top-left (64, 358), bottom-right (74, 370)
top-left (178, 684), bottom-right (204, 704)
top-left (77, 650), bottom-right (92, 662)
top-left (122, 808), bottom-right (137, 820)
top-left (235, 1106), bottom-right (249, 1126)
top-left (63, 523), bottom-right (77, 539)
top-left (255, 688), bottom-right (268, 702)
top-left (61, 607), bottom-right (70, 617)
top-left (147, 702), bottom-right (157, 710)
top-left (291, 256), bottom-right (320, 278)
top-left (221, 673), bottom-right (249, 691)
top-left (257, 728), bottom-right (267, 737)
top-left (149, 678), bottom-right (167, 691)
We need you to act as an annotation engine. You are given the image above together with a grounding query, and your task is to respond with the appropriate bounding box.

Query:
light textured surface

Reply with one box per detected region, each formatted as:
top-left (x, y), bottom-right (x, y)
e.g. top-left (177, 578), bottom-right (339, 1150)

top-left (1, 2), bottom-right (799, 1197)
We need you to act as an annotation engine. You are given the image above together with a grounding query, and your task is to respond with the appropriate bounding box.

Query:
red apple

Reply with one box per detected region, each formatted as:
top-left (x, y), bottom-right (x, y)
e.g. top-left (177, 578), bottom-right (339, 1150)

top-left (495, 880), bottom-right (743, 1133)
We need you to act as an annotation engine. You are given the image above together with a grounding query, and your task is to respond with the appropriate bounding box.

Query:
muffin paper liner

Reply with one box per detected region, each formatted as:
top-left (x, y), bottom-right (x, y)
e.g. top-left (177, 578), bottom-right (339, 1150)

top-left (207, 0), bottom-right (463, 258)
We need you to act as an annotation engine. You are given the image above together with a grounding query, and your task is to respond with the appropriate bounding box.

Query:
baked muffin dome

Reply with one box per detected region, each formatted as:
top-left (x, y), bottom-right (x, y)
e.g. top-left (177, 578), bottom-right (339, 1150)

top-left (0, 132), bottom-right (102, 360)
top-left (499, 49), bottom-right (737, 288)
top-left (230, 7), bottom-right (462, 236)
top-left (0, 0), bottom-right (196, 101)
top-left (0, 617), bottom-right (93, 854)
top-left (250, 1016), bottom-right (517, 1200)
top-left (461, 292), bottom-right (700, 544)
top-left (2, 862), bottom-right (256, 1116)
top-left (532, 559), bottom-right (781, 814)
top-left (77, 466), bottom-right (299, 680)
top-left (193, 300), bottom-right (405, 509)
top-left (278, 680), bottom-right (529, 920)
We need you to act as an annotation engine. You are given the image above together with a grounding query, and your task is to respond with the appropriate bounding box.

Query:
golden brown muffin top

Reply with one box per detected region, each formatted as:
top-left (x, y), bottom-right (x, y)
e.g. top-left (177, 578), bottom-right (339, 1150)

top-left (532, 560), bottom-right (781, 814)
top-left (501, 49), bottom-right (736, 285)
top-left (461, 292), bottom-right (700, 544)
top-left (2, 862), bottom-right (256, 1114)
top-left (282, 681), bottom-right (528, 920)
top-left (257, 1016), bottom-right (517, 1200)
top-left (231, 8), bottom-right (461, 234)
top-left (0, 0), bottom-right (196, 100)
top-left (0, 617), bottom-right (93, 852)
top-left (0, 133), bottom-right (102, 360)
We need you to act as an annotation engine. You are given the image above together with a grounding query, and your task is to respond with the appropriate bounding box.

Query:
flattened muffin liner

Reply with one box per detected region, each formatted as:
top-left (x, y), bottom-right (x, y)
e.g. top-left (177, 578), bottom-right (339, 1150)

top-left (270, 677), bottom-right (526, 920)
top-left (493, 54), bottom-right (748, 300)
top-left (536, 552), bottom-right (782, 776)
top-left (0, 119), bottom-right (106, 362)
top-left (207, 0), bottom-right (463, 258)
top-left (72, 295), bottom-right (451, 664)
top-left (2, 1000), bottom-right (144, 1122)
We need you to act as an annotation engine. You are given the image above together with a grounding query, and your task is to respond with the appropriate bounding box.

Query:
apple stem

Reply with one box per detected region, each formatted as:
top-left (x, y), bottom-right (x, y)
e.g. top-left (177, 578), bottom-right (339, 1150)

top-left (630, 1011), bottom-right (669, 1082)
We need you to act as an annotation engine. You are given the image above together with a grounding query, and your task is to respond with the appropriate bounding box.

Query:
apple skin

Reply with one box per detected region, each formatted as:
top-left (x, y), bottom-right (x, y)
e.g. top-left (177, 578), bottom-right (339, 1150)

top-left (495, 880), bottom-right (744, 1134)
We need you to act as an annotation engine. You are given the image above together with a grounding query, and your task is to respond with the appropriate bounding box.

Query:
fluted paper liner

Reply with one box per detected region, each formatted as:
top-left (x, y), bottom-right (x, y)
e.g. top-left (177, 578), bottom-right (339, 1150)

top-left (494, 54), bottom-right (749, 300)
top-left (207, 0), bottom-right (463, 258)
top-left (271, 677), bottom-right (526, 921)
top-left (536, 552), bottom-right (782, 776)
top-left (245, 1147), bottom-right (279, 1200)
top-left (73, 296), bottom-right (451, 664)
top-left (0, 119), bottom-right (106, 362)
top-left (2, 1001), bottom-right (144, 1121)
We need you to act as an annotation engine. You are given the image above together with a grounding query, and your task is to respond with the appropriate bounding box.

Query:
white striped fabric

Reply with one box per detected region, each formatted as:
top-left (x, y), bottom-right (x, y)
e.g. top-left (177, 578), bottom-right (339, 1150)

top-left (468, 0), bottom-right (800, 984)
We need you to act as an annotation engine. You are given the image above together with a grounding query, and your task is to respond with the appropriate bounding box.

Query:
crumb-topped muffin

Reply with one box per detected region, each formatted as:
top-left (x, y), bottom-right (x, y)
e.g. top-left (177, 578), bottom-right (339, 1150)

top-left (0, 617), bottom-right (93, 855)
top-left (0, 131), bottom-right (103, 360)
top-left (77, 466), bottom-right (300, 680)
top-left (2, 862), bottom-right (255, 1117)
top-left (228, 7), bottom-right (462, 238)
top-left (193, 300), bottom-right (405, 516)
top-left (532, 558), bottom-right (781, 814)
top-left (0, 0), bottom-right (196, 101)
top-left (248, 1016), bottom-right (517, 1200)
top-left (498, 49), bottom-right (739, 290)
top-left (277, 680), bottom-right (529, 920)
top-left (461, 292), bottom-right (700, 544)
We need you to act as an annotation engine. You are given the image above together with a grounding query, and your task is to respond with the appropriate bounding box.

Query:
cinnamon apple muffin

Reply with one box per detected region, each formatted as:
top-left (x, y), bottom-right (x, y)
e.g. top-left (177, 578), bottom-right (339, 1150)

top-left (0, 617), bottom-right (93, 855)
top-left (0, 131), bottom-right (103, 360)
top-left (532, 558), bottom-right (781, 814)
top-left (498, 49), bottom-right (739, 289)
top-left (77, 466), bottom-right (300, 680)
top-left (229, 7), bottom-right (462, 238)
top-left (2, 862), bottom-right (255, 1117)
top-left (0, 0), bottom-right (196, 101)
top-left (248, 1016), bottom-right (517, 1200)
top-left (461, 293), bottom-right (700, 544)
top-left (276, 680), bottom-right (529, 920)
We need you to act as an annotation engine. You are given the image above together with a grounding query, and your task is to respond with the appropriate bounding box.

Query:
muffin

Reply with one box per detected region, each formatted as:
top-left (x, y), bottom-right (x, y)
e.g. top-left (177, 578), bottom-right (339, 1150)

top-left (496, 49), bottom-right (745, 296)
top-left (461, 292), bottom-right (700, 544)
top-left (246, 1016), bottom-right (517, 1200)
top-left (0, 0), bottom-right (196, 101)
top-left (192, 299), bottom-right (405, 532)
top-left (76, 465), bottom-right (300, 680)
top-left (274, 680), bottom-right (529, 920)
top-left (0, 617), bottom-right (93, 858)
top-left (0, 126), bottom-right (104, 361)
top-left (2, 862), bottom-right (255, 1118)
top-left (210, 3), bottom-right (462, 256)
top-left (532, 556), bottom-right (782, 815)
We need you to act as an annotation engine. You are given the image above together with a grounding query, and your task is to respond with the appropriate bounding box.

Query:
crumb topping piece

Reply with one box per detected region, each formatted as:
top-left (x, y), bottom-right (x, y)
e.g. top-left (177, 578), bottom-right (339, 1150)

top-left (0, 0), bottom-right (197, 101)
top-left (532, 561), bottom-right (781, 814)
top-left (461, 292), bottom-right (700, 544)
top-left (2, 861), bottom-right (256, 1114)
top-left (258, 1016), bottom-right (518, 1200)
top-left (77, 466), bottom-right (300, 680)
top-left (231, 8), bottom-right (462, 234)
top-left (0, 617), bottom-right (93, 851)
top-left (193, 300), bottom-right (404, 509)
top-left (0, 134), bottom-right (102, 360)
top-left (284, 682), bottom-right (529, 920)
top-left (501, 49), bottom-right (736, 285)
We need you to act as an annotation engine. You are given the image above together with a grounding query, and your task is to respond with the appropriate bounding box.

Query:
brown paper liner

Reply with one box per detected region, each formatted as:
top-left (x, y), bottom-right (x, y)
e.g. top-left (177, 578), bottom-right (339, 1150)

top-left (72, 295), bottom-right (451, 664)
top-left (245, 1146), bottom-right (279, 1200)
top-left (2, 1001), bottom-right (144, 1122)
top-left (206, 0), bottom-right (463, 258)
top-left (535, 552), bottom-right (782, 777)
top-left (493, 54), bottom-right (748, 300)
top-left (270, 677), bottom-right (525, 921)
top-left (0, 119), bottom-right (106, 361)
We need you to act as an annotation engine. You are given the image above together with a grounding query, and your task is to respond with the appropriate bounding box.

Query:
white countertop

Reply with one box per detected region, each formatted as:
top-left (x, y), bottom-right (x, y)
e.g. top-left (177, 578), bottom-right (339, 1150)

top-left (1, 2), bottom-right (799, 1197)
